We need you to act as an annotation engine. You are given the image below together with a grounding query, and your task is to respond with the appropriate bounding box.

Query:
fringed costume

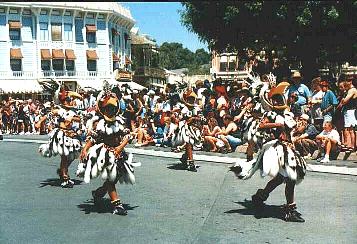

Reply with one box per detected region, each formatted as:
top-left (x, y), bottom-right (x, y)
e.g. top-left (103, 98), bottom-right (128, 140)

top-left (38, 85), bottom-right (84, 188)
top-left (231, 81), bottom-right (307, 222)
top-left (76, 81), bottom-right (140, 215)
top-left (171, 90), bottom-right (203, 172)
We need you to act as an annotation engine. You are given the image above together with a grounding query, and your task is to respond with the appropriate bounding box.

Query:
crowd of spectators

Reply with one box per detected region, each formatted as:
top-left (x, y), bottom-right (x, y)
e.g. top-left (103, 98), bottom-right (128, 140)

top-left (0, 70), bottom-right (356, 163)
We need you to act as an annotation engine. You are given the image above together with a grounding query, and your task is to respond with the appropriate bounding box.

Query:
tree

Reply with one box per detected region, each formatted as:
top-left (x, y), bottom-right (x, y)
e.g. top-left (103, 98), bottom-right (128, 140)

top-left (180, 1), bottom-right (357, 81)
top-left (158, 42), bottom-right (210, 74)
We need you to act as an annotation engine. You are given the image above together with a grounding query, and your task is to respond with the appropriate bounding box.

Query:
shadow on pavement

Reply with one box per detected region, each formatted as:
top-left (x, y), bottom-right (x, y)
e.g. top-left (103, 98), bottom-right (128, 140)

top-left (225, 200), bottom-right (283, 220)
top-left (39, 178), bottom-right (83, 188)
top-left (77, 198), bottom-right (138, 215)
top-left (167, 163), bottom-right (188, 171)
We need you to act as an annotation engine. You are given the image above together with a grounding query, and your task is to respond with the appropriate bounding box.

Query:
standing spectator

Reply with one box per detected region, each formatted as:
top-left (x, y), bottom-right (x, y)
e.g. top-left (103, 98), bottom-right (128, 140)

top-left (309, 77), bottom-right (324, 124)
top-left (287, 71), bottom-right (311, 113)
top-left (320, 80), bottom-right (338, 123)
top-left (336, 74), bottom-right (357, 152)
top-left (316, 121), bottom-right (341, 163)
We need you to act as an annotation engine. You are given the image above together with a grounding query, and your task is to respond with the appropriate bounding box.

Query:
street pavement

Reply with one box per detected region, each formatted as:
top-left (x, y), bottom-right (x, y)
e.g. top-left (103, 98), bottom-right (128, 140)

top-left (0, 141), bottom-right (356, 244)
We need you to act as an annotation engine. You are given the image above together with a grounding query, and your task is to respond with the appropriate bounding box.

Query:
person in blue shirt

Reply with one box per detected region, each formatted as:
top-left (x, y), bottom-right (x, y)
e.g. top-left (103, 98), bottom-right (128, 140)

top-left (320, 80), bottom-right (338, 123)
top-left (287, 71), bottom-right (311, 112)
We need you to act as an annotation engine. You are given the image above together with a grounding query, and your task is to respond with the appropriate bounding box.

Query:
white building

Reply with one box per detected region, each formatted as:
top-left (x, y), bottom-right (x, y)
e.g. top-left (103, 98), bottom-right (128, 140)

top-left (211, 50), bottom-right (248, 82)
top-left (0, 2), bottom-right (135, 99)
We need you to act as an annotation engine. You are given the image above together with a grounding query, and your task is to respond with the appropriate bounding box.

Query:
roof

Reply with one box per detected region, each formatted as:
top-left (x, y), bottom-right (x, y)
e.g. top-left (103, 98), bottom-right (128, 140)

top-left (1, 2), bottom-right (134, 24)
top-left (169, 68), bottom-right (189, 76)
top-left (131, 33), bottom-right (156, 46)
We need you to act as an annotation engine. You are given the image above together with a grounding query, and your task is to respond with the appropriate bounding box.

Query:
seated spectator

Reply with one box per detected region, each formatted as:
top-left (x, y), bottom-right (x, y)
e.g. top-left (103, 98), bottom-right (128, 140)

top-left (132, 117), bottom-right (154, 147)
top-left (292, 114), bottom-right (319, 158)
top-left (217, 114), bottom-right (243, 153)
top-left (203, 117), bottom-right (223, 152)
top-left (315, 121), bottom-right (341, 163)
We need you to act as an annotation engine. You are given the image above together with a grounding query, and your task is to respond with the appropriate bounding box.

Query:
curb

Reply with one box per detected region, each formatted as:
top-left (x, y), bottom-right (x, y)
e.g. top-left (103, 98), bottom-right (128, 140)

top-left (2, 138), bottom-right (357, 176)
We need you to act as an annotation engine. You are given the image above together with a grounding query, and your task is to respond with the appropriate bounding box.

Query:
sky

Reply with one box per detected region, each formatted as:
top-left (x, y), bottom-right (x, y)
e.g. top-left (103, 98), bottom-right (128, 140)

top-left (121, 2), bottom-right (208, 52)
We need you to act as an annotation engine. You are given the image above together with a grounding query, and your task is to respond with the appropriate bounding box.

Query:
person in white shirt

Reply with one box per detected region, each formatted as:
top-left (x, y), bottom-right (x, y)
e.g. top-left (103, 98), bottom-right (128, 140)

top-left (315, 121), bottom-right (341, 163)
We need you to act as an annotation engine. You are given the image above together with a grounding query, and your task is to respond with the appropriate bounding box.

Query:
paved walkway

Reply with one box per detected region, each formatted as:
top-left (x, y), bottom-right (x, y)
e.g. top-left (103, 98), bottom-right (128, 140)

top-left (0, 142), bottom-right (356, 243)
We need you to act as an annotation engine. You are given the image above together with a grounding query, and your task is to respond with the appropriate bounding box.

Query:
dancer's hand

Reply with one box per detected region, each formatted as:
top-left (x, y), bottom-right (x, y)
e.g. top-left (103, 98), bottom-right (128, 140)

top-left (79, 149), bottom-right (88, 161)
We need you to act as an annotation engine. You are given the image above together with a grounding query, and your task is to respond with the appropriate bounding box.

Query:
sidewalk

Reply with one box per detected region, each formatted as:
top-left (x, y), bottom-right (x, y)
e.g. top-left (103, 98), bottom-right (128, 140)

top-left (2, 134), bottom-right (357, 176)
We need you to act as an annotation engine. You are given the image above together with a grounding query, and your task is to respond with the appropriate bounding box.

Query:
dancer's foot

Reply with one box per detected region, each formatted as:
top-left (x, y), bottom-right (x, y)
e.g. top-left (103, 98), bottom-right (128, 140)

top-left (251, 189), bottom-right (269, 209)
top-left (111, 200), bottom-right (127, 215)
top-left (61, 180), bottom-right (74, 188)
top-left (284, 204), bottom-right (305, 222)
top-left (187, 160), bottom-right (197, 172)
top-left (92, 190), bottom-right (103, 206)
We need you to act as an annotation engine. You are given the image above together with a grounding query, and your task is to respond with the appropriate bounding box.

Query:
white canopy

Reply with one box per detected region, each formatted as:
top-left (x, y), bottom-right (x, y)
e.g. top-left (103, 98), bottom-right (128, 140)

top-left (0, 80), bottom-right (43, 94)
top-left (117, 81), bottom-right (146, 91)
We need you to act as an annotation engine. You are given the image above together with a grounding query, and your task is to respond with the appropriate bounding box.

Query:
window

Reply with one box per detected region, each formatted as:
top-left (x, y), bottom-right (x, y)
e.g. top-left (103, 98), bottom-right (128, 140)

top-left (9, 29), bottom-right (20, 40)
top-left (23, 9), bottom-right (31, 15)
top-left (52, 10), bottom-right (60, 16)
top-left (64, 11), bottom-right (72, 16)
top-left (51, 23), bottom-right (62, 41)
top-left (64, 24), bottom-right (72, 41)
top-left (219, 62), bottom-right (228, 72)
top-left (0, 8), bottom-right (5, 14)
top-left (10, 59), bottom-right (21, 71)
top-left (52, 59), bottom-right (64, 70)
top-left (98, 14), bottom-right (105, 19)
top-left (41, 60), bottom-right (51, 71)
top-left (39, 22), bottom-right (48, 41)
top-left (87, 60), bottom-right (96, 71)
top-left (40, 10), bottom-right (48, 15)
top-left (86, 32), bottom-right (96, 43)
top-left (66, 60), bottom-right (75, 71)
top-left (124, 33), bottom-right (128, 49)
top-left (9, 9), bottom-right (19, 14)
top-left (87, 13), bottom-right (94, 18)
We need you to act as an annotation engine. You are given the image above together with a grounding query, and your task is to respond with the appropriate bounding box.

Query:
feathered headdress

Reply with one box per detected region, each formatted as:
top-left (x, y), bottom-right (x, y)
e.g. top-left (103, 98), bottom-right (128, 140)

top-left (97, 80), bottom-right (120, 122)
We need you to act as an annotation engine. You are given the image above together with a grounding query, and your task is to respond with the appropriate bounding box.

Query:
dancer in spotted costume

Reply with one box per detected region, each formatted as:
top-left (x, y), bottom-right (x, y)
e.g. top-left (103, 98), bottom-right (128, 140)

top-left (231, 81), bottom-right (307, 223)
top-left (38, 84), bottom-right (84, 188)
top-left (76, 81), bottom-right (140, 215)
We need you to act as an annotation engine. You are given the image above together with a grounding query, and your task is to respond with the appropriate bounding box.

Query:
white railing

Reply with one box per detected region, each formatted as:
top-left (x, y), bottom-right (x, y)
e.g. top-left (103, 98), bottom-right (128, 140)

top-left (38, 41), bottom-right (74, 49)
top-left (0, 70), bottom-right (112, 80)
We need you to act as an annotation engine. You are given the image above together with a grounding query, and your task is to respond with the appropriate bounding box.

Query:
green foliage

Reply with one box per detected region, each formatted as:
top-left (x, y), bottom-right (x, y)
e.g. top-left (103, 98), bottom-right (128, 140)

top-left (180, 1), bottom-right (356, 80)
top-left (158, 42), bottom-right (210, 74)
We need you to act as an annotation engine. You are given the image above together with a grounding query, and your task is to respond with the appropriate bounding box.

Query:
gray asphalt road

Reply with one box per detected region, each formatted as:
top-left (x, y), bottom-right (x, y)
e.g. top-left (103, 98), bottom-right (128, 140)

top-left (0, 142), bottom-right (356, 244)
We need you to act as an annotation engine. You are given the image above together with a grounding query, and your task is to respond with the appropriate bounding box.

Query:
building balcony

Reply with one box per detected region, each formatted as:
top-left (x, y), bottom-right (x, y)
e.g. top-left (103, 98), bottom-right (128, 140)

top-left (38, 41), bottom-right (75, 49)
top-left (0, 70), bottom-right (113, 80)
top-left (134, 66), bottom-right (166, 79)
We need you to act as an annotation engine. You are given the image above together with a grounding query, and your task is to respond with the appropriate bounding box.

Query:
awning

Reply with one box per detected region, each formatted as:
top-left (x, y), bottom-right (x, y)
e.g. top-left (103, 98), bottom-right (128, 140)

top-left (0, 80), bottom-right (43, 94)
top-left (86, 25), bottom-right (97, 32)
top-left (112, 52), bottom-right (119, 61)
top-left (65, 49), bottom-right (76, 60)
top-left (52, 49), bottom-right (65, 59)
top-left (77, 79), bottom-right (117, 91)
top-left (117, 81), bottom-right (146, 91)
top-left (125, 56), bottom-right (132, 65)
top-left (10, 48), bottom-right (23, 59)
top-left (41, 49), bottom-right (52, 60)
top-left (9, 21), bottom-right (22, 29)
top-left (86, 50), bottom-right (98, 60)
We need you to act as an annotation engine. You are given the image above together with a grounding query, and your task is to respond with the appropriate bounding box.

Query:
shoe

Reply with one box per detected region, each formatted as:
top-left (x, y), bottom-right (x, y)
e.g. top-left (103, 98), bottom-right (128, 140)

top-left (283, 204), bottom-right (305, 222)
top-left (316, 156), bottom-right (325, 162)
top-left (251, 189), bottom-right (268, 209)
top-left (187, 161), bottom-right (197, 172)
top-left (112, 200), bottom-right (127, 215)
top-left (92, 190), bottom-right (103, 206)
top-left (61, 180), bottom-right (73, 188)
top-left (320, 157), bottom-right (330, 163)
